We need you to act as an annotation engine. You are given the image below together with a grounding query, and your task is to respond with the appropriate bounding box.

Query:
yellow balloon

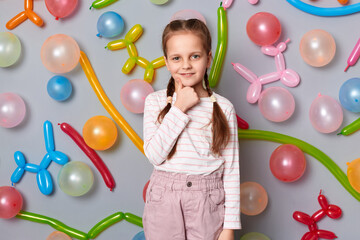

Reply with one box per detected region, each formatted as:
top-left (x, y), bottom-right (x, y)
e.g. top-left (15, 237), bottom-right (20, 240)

top-left (347, 158), bottom-right (360, 193)
top-left (83, 116), bottom-right (118, 151)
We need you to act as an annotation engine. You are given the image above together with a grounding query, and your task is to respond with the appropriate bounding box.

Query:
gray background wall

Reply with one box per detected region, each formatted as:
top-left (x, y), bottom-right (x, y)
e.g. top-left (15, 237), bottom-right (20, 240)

top-left (1, 0), bottom-right (360, 239)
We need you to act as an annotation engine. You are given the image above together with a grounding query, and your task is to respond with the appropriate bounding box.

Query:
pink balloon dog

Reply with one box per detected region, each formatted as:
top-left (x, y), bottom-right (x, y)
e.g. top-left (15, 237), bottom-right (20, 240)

top-left (232, 39), bottom-right (300, 103)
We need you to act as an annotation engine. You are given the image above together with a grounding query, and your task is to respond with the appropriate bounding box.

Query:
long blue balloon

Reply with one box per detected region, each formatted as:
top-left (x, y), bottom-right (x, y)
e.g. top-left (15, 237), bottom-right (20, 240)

top-left (287, 0), bottom-right (360, 16)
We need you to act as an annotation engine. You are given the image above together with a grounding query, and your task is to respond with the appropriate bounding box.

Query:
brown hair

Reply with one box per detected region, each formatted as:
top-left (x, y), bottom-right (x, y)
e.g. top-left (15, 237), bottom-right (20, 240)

top-left (158, 19), bottom-right (230, 159)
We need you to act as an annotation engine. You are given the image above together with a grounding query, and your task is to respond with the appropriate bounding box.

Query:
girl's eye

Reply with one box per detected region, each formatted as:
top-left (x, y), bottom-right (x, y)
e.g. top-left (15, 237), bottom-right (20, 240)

top-left (172, 56), bottom-right (180, 61)
top-left (192, 55), bottom-right (200, 59)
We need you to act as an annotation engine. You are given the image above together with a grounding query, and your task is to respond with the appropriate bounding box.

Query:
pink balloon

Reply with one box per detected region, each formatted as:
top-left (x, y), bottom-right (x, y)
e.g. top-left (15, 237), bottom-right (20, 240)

top-left (47, 231), bottom-right (72, 240)
top-left (120, 79), bottom-right (154, 114)
top-left (240, 182), bottom-right (268, 216)
top-left (45, 0), bottom-right (78, 20)
top-left (309, 94), bottom-right (343, 133)
top-left (258, 87), bottom-right (295, 122)
top-left (246, 12), bottom-right (281, 46)
top-left (0, 93), bottom-right (26, 128)
top-left (170, 9), bottom-right (206, 24)
top-left (0, 186), bottom-right (23, 219)
top-left (270, 144), bottom-right (306, 182)
top-left (41, 34), bottom-right (80, 74)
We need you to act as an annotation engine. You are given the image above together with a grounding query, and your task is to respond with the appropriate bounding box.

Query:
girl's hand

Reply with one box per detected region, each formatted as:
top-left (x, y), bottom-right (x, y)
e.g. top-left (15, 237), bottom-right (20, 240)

top-left (174, 81), bottom-right (200, 113)
top-left (218, 229), bottom-right (234, 240)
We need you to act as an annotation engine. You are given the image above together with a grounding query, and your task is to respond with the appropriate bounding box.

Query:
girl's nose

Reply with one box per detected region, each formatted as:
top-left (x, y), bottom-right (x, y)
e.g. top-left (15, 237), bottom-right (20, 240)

top-left (182, 60), bottom-right (191, 69)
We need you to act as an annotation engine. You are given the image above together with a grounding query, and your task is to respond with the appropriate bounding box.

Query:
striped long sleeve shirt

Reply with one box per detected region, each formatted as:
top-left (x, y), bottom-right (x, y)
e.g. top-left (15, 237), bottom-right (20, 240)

top-left (143, 89), bottom-right (241, 229)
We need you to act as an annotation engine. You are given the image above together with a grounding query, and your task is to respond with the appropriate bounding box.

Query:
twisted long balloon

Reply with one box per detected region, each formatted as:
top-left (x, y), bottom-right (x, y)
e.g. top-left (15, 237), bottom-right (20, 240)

top-left (238, 129), bottom-right (360, 201)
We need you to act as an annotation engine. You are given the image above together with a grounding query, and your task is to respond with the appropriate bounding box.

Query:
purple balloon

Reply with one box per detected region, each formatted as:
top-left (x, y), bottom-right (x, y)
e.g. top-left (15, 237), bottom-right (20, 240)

top-left (0, 93), bottom-right (26, 128)
top-left (120, 79), bottom-right (154, 114)
top-left (258, 87), bottom-right (295, 122)
top-left (309, 94), bottom-right (343, 133)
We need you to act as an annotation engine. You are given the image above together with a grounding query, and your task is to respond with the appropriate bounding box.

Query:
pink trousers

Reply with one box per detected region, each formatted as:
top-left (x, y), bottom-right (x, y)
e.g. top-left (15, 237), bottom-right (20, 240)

top-left (143, 169), bottom-right (225, 240)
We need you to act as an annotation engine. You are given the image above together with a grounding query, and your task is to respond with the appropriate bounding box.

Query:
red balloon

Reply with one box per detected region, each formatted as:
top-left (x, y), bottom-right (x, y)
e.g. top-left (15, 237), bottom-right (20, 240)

top-left (45, 0), bottom-right (78, 20)
top-left (270, 144), bottom-right (306, 182)
top-left (143, 180), bottom-right (150, 203)
top-left (0, 186), bottom-right (23, 219)
top-left (246, 12), bottom-right (281, 46)
top-left (59, 122), bottom-right (115, 191)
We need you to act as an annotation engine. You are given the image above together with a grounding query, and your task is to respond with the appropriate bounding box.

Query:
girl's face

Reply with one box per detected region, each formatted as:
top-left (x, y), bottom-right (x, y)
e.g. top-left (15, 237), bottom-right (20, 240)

top-left (164, 32), bottom-right (211, 94)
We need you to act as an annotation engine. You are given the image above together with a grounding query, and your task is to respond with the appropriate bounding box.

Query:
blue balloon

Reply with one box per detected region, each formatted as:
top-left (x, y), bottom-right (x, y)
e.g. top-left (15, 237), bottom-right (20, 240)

top-left (47, 75), bottom-right (72, 101)
top-left (132, 231), bottom-right (145, 240)
top-left (339, 78), bottom-right (360, 112)
top-left (97, 11), bottom-right (125, 38)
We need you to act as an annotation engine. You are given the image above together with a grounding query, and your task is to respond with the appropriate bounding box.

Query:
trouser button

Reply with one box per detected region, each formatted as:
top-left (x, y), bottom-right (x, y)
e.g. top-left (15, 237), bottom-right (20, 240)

top-left (187, 181), bottom-right (192, 187)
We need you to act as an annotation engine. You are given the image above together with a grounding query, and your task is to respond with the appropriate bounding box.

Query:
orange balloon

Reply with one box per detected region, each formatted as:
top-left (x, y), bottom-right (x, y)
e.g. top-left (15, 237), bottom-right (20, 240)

top-left (347, 158), bottom-right (360, 193)
top-left (47, 231), bottom-right (72, 240)
top-left (83, 116), bottom-right (118, 151)
top-left (240, 182), bottom-right (268, 216)
top-left (6, 12), bottom-right (28, 30)
top-left (25, 9), bottom-right (43, 27)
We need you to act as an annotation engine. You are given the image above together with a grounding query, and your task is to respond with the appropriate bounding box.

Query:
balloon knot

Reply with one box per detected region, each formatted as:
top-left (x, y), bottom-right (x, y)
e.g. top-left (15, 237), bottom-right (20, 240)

top-left (55, 17), bottom-right (59, 21)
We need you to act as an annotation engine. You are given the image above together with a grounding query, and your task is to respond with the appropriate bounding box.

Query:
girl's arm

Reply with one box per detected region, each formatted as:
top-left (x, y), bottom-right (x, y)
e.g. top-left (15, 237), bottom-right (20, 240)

top-left (222, 105), bottom-right (241, 230)
top-left (143, 93), bottom-right (190, 165)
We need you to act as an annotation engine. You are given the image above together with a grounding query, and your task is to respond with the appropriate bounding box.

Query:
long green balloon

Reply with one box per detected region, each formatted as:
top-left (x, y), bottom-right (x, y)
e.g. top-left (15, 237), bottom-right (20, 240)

top-left (88, 212), bottom-right (125, 239)
top-left (90, 0), bottom-right (118, 9)
top-left (125, 212), bottom-right (143, 228)
top-left (16, 211), bottom-right (89, 240)
top-left (209, 4), bottom-right (227, 88)
top-left (338, 117), bottom-right (360, 136)
top-left (238, 129), bottom-right (360, 202)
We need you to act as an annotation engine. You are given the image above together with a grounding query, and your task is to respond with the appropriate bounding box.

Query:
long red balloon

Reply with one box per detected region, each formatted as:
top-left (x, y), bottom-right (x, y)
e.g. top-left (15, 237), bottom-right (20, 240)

top-left (59, 122), bottom-right (115, 191)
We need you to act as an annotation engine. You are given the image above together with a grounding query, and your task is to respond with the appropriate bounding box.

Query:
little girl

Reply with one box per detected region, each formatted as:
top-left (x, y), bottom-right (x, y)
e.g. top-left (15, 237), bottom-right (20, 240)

top-left (143, 18), bottom-right (240, 240)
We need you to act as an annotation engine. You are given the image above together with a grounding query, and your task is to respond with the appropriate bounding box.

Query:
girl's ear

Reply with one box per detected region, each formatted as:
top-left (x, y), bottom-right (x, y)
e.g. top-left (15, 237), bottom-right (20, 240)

top-left (207, 51), bottom-right (213, 68)
top-left (164, 56), bottom-right (170, 71)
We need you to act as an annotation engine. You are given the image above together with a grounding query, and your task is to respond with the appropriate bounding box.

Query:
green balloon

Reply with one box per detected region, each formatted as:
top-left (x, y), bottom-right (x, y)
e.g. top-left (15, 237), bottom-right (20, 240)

top-left (241, 232), bottom-right (271, 240)
top-left (150, 0), bottom-right (169, 5)
top-left (0, 32), bottom-right (21, 67)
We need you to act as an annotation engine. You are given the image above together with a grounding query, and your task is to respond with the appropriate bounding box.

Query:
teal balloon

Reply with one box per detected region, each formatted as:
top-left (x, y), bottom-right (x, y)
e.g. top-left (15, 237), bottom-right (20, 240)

top-left (47, 75), bottom-right (73, 101)
top-left (97, 11), bottom-right (124, 38)
top-left (339, 78), bottom-right (360, 112)
top-left (240, 232), bottom-right (271, 240)
top-left (132, 231), bottom-right (145, 240)
top-left (0, 32), bottom-right (21, 67)
top-left (58, 161), bottom-right (94, 197)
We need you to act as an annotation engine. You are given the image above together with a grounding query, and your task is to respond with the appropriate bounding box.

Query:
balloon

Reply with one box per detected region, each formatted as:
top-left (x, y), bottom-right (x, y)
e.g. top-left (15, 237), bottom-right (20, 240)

top-left (41, 34), bottom-right (80, 74)
top-left (309, 94), bottom-right (343, 133)
top-left (338, 117), bottom-right (360, 136)
top-left (286, 0), bottom-right (360, 17)
top-left (58, 161), bottom-right (94, 197)
top-left (45, 0), bottom-right (78, 20)
top-left (11, 121), bottom-right (69, 195)
top-left (82, 116), bottom-right (117, 151)
top-left (240, 182), bottom-right (268, 216)
top-left (344, 38), bottom-right (360, 72)
top-left (97, 11), bottom-right (125, 38)
top-left (236, 114), bottom-right (249, 129)
top-left (258, 87), bottom-right (295, 122)
top-left (47, 231), bottom-right (72, 240)
top-left (106, 25), bottom-right (165, 83)
top-left (232, 39), bottom-right (300, 104)
top-left (150, 0), bottom-right (168, 5)
top-left (299, 29), bottom-right (336, 67)
top-left (246, 12), bottom-right (281, 46)
top-left (240, 232), bottom-right (270, 240)
top-left (0, 186), bottom-right (23, 219)
top-left (6, 0), bottom-right (44, 30)
top-left (17, 210), bottom-right (142, 240)
top-left (170, 9), bottom-right (206, 24)
top-left (79, 51), bottom-right (145, 155)
top-left (120, 79), bottom-right (154, 114)
top-left (0, 93), bottom-right (26, 128)
top-left (132, 231), bottom-right (146, 240)
top-left (347, 158), bottom-right (360, 193)
top-left (293, 191), bottom-right (341, 240)
top-left (90, 0), bottom-right (118, 9)
top-left (59, 122), bottom-right (115, 191)
top-left (339, 78), bottom-right (360, 112)
top-left (143, 180), bottom-right (150, 202)
top-left (209, 5), bottom-right (227, 87)
top-left (0, 32), bottom-right (21, 67)
top-left (47, 76), bottom-right (73, 101)
top-left (238, 129), bottom-right (360, 202)
top-left (270, 144), bottom-right (306, 182)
